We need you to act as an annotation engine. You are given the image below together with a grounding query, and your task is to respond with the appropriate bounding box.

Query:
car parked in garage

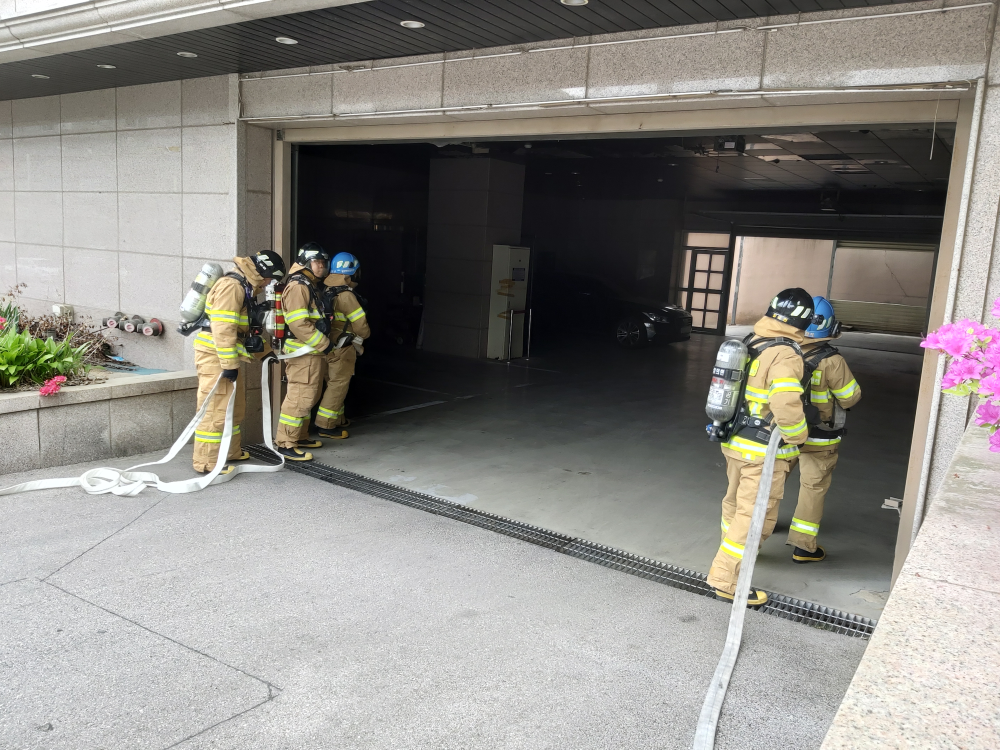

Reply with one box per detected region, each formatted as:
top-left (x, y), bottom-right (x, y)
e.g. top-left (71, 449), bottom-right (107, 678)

top-left (535, 272), bottom-right (693, 348)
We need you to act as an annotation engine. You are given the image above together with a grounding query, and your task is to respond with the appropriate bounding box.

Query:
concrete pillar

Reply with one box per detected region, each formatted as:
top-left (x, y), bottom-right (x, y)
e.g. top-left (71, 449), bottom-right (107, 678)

top-left (422, 158), bottom-right (524, 358)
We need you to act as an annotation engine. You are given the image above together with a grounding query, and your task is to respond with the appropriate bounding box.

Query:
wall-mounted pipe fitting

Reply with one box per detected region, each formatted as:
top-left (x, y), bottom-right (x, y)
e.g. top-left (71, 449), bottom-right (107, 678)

top-left (122, 315), bottom-right (145, 333)
top-left (105, 312), bottom-right (128, 329)
top-left (141, 319), bottom-right (163, 337)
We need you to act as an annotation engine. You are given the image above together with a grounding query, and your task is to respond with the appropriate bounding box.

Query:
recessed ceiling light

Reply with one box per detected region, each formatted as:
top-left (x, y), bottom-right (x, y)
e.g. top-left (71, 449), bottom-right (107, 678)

top-left (657, 178), bottom-right (663, 182)
top-left (560, 0), bottom-right (589, 6)
top-left (275, 36), bottom-right (298, 44)
top-left (97, 64), bottom-right (116, 69)
top-left (31, 74), bottom-right (49, 79)
top-left (400, 20), bottom-right (425, 28)
top-left (177, 51), bottom-right (198, 58)
top-left (667, 163), bottom-right (677, 166)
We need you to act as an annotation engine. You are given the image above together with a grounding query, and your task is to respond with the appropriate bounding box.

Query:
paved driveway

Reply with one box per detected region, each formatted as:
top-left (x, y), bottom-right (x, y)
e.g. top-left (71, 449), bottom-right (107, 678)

top-left (0, 452), bottom-right (866, 749)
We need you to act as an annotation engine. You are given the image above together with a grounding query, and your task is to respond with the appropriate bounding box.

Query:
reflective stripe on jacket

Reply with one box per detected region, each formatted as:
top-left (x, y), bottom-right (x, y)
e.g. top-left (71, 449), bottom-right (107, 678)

top-left (722, 316), bottom-right (809, 463)
top-left (193, 274), bottom-right (250, 368)
top-left (802, 346), bottom-right (862, 452)
top-left (282, 263), bottom-right (329, 355)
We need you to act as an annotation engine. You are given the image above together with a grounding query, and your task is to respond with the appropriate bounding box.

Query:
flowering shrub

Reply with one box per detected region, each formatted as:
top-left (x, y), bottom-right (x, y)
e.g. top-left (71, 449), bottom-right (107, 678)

top-left (39, 375), bottom-right (67, 396)
top-left (921, 296), bottom-right (1000, 452)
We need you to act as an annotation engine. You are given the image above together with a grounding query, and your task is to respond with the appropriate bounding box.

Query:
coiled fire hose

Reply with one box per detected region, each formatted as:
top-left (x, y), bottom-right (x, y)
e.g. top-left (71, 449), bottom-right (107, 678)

top-left (692, 427), bottom-right (782, 750)
top-left (0, 347), bottom-right (312, 498)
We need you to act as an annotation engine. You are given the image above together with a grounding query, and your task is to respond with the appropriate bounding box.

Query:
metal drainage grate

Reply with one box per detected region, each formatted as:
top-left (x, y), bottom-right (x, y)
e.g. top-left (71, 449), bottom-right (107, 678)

top-left (248, 445), bottom-right (876, 639)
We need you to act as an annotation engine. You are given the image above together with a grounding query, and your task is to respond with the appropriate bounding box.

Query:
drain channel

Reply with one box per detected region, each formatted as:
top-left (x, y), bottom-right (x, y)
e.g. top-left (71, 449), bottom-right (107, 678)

top-left (248, 445), bottom-right (876, 639)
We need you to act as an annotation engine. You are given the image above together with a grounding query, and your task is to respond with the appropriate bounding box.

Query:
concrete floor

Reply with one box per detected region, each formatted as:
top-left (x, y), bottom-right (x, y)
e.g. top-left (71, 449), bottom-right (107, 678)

top-left (315, 328), bottom-right (922, 620)
top-left (0, 450), bottom-right (866, 749)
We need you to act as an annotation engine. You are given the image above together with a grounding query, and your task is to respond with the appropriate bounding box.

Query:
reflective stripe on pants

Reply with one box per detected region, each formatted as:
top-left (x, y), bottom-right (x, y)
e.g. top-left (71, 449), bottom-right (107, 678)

top-left (786, 448), bottom-right (839, 552)
top-left (316, 345), bottom-right (357, 429)
top-left (192, 349), bottom-right (246, 472)
top-left (274, 353), bottom-right (325, 448)
top-left (711, 452), bottom-right (792, 595)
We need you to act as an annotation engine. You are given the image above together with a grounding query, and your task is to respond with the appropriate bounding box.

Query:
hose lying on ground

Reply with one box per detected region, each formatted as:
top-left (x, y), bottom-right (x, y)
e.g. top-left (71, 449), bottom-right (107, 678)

top-left (0, 349), bottom-right (312, 498)
top-left (693, 427), bottom-right (782, 750)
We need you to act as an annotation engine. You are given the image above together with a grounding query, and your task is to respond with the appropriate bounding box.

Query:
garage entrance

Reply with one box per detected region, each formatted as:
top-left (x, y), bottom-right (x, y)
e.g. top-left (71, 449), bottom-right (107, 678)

top-left (292, 126), bottom-right (951, 618)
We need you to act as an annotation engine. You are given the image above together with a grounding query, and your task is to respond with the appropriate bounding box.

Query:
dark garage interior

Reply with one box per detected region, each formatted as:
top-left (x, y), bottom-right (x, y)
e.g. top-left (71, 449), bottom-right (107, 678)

top-left (291, 126), bottom-right (952, 618)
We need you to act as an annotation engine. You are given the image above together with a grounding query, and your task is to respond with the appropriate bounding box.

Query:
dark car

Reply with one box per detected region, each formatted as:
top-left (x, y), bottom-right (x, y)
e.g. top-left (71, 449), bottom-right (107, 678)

top-left (535, 272), bottom-right (693, 348)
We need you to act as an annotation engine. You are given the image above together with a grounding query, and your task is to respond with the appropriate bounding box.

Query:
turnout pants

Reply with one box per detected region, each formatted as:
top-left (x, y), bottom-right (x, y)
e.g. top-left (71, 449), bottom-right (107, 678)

top-left (709, 454), bottom-right (793, 595)
top-left (316, 346), bottom-right (356, 429)
top-left (193, 349), bottom-right (246, 472)
top-left (275, 354), bottom-right (325, 447)
top-left (786, 449), bottom-right (839, 552)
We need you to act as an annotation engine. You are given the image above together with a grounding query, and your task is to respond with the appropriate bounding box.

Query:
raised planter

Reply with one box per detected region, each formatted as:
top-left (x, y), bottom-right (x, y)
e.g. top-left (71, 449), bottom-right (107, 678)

top-left (0, 371), bottom-right (199, 475)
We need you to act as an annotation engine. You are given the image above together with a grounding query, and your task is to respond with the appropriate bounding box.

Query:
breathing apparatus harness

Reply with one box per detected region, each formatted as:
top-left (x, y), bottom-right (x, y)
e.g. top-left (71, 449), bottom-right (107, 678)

top-left (800, 342), bottom-right (848, 439)
top-left (321, 283), bottom-right (367, 351)
top-left (709, 334), bottom-right (804, 444)
top-left (283, 271), bottom-right (330, 340)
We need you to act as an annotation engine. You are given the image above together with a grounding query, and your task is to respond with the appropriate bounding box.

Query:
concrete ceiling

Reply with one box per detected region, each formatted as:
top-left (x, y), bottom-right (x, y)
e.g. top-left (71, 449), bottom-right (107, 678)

top-left (0, 0), bottom-right (918, 100)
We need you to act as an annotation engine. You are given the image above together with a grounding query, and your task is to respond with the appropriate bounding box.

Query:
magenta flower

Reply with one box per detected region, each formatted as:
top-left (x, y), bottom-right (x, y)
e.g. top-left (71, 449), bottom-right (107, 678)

top-left (993, 297), bottom-right (1000, 320)
top-left (922, 323), bottom-right (976, 357)
top-left (38, 375), bottom-right (67, 396)
top-left (979, 372), bottom-right (1000, 399)
top-left (976, 401), bottom-right (1000, 427)
top-left (990, 429), bottom-right (1000, 453)
top-left (942, 357), bottom-right (985, 389)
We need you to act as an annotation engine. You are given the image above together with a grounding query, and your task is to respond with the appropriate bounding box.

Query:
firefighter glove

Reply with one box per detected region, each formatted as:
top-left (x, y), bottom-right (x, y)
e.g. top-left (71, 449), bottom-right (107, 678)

top-left (221, 369), bottom-right (239, 382)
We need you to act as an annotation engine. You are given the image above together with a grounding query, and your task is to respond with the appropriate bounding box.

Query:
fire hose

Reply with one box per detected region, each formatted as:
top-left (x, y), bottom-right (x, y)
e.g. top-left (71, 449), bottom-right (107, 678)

top-left (0, 346), bottom-right (313, 498)
top-left (692, 427), bottom-right (782, 750)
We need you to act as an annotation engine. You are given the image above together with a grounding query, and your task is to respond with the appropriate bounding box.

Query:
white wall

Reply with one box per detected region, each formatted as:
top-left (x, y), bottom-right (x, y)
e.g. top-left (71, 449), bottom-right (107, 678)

top-left (729, 237), bottom-right (835, 325)
top-left (0, 74), bottom-right (273, 370)
top-left (830, 248), bottom-right (934, 306)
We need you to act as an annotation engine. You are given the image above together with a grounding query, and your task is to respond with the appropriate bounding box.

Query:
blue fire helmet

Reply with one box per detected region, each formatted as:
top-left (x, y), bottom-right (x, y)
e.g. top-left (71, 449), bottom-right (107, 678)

top-left (805, 296), bottom-right (841, 339)
top-left (331, 252), bottom-right (360, 276)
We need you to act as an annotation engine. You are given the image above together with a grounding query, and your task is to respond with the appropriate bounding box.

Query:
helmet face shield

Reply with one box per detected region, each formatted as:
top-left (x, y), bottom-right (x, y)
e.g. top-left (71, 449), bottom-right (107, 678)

top-left (297, 242), bottom-right (331, 278)
top-left (310, 258), bottom-right (330, 278)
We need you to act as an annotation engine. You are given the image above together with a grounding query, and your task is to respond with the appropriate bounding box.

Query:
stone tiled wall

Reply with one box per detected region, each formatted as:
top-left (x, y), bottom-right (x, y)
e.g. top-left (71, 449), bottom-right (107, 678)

top-left (0, 74), bottom-right (273, 371)
top-left (0, 370), bottom-right (197, 473)
top-left (240, 0), bottom-right (990, 122)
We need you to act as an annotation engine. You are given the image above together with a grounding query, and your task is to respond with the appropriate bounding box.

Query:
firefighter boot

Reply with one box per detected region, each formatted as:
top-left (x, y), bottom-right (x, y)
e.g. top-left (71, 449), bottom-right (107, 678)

top-left (317, 426), bottom-right (349, 440)
top-left (792, 546), bottom-right (826, 563)
top-left (276, 446), bottom-right (313, 461)
top-left (298, 439), bottom-right (323, 449)
top-left (715, 588), bottom-right (769, 607)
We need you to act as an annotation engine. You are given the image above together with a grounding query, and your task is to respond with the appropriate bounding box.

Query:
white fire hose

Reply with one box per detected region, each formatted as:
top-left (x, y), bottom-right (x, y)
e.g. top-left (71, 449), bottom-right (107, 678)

top-left (0, 346), bottom-right (313, 498)
top-left (693, 427), bottom-right (782, 750)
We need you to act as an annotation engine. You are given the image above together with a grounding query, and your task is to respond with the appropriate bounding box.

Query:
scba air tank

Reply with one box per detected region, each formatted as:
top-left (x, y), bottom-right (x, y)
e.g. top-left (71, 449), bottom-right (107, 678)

top-left (706, 339), bottom-right (749, 441)
top-left (179, 262), bottom-right (224, 322)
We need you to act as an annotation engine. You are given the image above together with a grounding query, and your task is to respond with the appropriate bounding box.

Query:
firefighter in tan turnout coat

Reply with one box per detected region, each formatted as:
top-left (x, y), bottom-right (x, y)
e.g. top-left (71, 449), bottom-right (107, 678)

top-left (709, 288), bottom-right (815, 607)
top-left (315, 252), bottom-right (370, 439)
top-left (191, 250), bottom-right (285, 474)
top-left (786, 296), bottom-right (862, 562)
top-left (273, 243), bottom-right (333, 461)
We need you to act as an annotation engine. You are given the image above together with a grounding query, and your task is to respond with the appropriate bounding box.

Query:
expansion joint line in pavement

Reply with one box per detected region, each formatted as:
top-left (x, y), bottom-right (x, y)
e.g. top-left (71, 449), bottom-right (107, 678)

top-left (246, 445), bottom-right (877, 639)
top-left (41, 579), bottom-right (282, 748)
top-left (43, 498), bottom-right (166, 581)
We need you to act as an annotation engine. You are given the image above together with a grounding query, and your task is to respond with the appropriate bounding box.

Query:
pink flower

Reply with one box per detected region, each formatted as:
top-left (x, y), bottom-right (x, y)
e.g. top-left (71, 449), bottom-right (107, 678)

top-left (942, 357), bottom-right (985, 389)
top-left (975, 401), bottom-right (1000, 427)
top-left (990, 429), bottom-right (1000, 453)
top-left (992, 297), bottom-right (1000, 320)
top-left (38, 375), bottom-right (67, 396)
top-left (921, 323), bottom-right (976, 357)
top-left (979, 372), bottom-right (1000, 399)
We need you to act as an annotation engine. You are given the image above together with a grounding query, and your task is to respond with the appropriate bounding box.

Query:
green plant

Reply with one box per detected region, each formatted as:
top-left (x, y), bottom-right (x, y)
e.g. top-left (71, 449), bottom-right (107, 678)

top-left (0, 328), bottom-right (92, 389)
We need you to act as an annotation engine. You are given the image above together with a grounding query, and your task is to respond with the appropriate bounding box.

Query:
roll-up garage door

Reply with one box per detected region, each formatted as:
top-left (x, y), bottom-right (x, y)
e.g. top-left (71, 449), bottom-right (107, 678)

top-left (829, 241), bottom-right (937, 335)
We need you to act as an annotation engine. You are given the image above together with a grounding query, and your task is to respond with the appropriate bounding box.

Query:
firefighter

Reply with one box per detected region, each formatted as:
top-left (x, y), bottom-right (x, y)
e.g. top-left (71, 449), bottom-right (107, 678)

top-left (786, 296), bottom-right (862, 563)
top-left (315, 252), bottom-right (370, 439)
top-left (274, 242), bottom-right (333, 460)
top-left (192, 250), bottom-right (285, 474)
top-left (709, 288), bottom-right (815, 607)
